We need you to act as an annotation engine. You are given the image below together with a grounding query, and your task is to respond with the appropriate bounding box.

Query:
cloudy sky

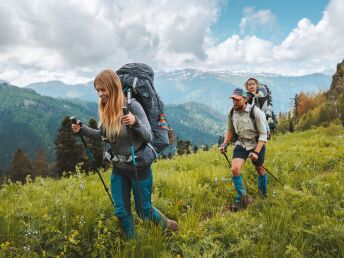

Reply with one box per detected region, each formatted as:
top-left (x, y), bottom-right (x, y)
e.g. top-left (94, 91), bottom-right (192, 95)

top-left (0, 0), bottom-right (343, 86)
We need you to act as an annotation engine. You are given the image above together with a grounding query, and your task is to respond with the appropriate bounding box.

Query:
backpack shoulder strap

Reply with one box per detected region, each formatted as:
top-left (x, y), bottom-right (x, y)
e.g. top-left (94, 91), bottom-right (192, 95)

top-left (250, 105), bottom-right (256, 121)
top-left (250, 105), bottom-right (261, 142)
top-left (229, 107), bottom-right (238, 142)
top-left (230, 107), bottom-right (234, 120)
top-left (250, 105), bottom-right (259, 132)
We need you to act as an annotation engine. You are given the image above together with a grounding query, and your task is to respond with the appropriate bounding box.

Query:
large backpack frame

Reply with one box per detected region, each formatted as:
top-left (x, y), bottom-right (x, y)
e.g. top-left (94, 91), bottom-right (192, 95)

top-left (257, 84), bottom-right (273, 109)
top-left (116, 63), bottom-right (171, 154)
top-left (248, 84), bottom-right (276, 131)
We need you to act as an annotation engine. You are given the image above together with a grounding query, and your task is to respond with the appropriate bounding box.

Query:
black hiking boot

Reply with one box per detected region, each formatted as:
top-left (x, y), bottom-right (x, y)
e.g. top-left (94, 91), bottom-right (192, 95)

top-left (229, 196), bottom-right (253, 212)
top-left (166, 219), bottom-right (179, 232)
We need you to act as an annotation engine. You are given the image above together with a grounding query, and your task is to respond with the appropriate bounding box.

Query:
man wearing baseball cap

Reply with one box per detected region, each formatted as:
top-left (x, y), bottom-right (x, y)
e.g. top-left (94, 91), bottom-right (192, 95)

top-left (219, 87), bottom-right (268, 211)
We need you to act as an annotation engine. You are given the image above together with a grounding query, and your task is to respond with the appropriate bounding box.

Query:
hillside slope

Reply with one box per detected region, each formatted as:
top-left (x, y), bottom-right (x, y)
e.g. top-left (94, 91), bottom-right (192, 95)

top-left (165, 102), bottom-right (225, 145)
top-left (0, 83), bottom-right (98, 168)
top-left (0, 125), bottom-right (343, 257)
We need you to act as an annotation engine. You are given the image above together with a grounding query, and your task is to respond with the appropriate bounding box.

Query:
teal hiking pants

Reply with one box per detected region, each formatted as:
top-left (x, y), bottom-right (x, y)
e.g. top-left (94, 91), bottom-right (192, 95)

top-left (110, 167), bottom-right (167, 239)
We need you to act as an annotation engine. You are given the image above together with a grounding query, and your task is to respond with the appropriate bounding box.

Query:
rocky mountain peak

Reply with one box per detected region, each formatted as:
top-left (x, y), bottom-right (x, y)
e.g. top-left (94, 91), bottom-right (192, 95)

top-left (327, 59), bottom-right (344, 100)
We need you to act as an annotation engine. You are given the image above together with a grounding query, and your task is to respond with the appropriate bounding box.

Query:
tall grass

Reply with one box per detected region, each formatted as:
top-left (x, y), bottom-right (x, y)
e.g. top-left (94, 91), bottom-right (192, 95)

top-left (1, 124), bottom-right (343, 257)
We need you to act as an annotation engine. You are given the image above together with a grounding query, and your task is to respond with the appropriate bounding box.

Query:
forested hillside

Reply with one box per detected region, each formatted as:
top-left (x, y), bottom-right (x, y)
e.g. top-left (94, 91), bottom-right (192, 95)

top-left (0, 83), bottom-right (98, 168)
top-left (165, 102), bottom-right (225, 146)
top-left (278, 60), bottom-right (344, 132)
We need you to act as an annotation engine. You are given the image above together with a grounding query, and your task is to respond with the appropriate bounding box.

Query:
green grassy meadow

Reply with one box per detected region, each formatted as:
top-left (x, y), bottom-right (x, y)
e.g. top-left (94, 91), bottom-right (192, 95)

top-left (1, 125), bottom-right (344, 257)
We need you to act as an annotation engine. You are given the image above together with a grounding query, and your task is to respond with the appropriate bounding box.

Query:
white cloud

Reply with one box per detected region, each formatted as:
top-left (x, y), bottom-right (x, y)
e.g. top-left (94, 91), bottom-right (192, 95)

top-left (0, 0), bottom-right (343, 85)
top-left (203, 0), bottom-right (344, 75)
top-left (205, 35), bottom-right (273, 65)
top-left (273, 0), bottom-right (344, 63)
top-left (0, 0), bottom-right (220, 85)
top-left (239, 7), bottom-right (277, 35)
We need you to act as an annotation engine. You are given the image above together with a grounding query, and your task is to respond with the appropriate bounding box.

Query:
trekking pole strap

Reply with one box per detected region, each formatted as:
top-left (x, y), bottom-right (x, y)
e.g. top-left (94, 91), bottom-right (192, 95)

top-left (123, 100), bottom-right (144, 217)
top-left (129, 145), bottom-right (136, 166)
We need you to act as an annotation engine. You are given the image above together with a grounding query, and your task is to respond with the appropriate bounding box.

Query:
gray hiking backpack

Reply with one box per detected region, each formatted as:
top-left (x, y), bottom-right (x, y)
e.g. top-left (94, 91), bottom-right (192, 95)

top-left (116, 63), bottom-right (173, 154)
top-left (248, 84), bottom-right (276, 132)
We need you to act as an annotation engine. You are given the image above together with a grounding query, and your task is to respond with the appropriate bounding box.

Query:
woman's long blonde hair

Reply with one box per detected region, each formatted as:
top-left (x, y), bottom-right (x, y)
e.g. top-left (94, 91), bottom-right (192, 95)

top-left (94, 69), bottom-right (124, 141)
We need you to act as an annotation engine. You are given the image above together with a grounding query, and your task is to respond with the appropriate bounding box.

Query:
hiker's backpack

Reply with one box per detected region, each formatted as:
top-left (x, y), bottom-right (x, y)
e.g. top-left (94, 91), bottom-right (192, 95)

top-left (116, 63), bottom-right (172, 154)
top-left (249, 84), bottom-right (276, 131)
top-left (254, 84), bottom-right (272, 116)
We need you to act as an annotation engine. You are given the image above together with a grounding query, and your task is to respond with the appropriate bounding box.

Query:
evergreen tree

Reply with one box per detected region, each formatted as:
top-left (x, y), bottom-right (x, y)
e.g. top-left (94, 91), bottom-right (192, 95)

top-left (54, 117), bottom-right (83, 176)
top-left (185, 140), bottom-right (192, 154)
top-left (33, 149), bottom-right (50, 177)
top-left (176, 139), bottom-right (192, 155)
top-left (176, 140), bottom-right (185, 155)
top-left (10, 148), bottom-right (33, 183)
top-left (193, 145), bottom-right (199, 153)
top-left (84, 118), bottom-right (103, 172)
top-left (203, 144), bottom-right (210, 151)
top-left (288, 112), bottom-right (294, 132)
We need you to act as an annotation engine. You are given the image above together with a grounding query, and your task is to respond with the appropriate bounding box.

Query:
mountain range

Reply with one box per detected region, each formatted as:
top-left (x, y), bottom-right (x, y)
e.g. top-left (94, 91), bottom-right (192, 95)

top-left (26, 70), bottom-right (332, 114)
top-left (0, 69), bottom-right (333, 169)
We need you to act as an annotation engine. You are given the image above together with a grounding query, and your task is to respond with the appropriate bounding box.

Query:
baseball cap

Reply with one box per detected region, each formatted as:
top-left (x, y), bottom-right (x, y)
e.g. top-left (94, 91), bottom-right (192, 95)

top-left (230, 88), bottom-right (247, 100)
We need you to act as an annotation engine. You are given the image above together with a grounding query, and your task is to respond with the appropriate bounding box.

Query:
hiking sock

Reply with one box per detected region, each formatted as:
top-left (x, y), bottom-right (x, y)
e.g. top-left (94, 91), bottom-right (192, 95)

top-left (118, 215), bottom-right (135, 239)
top-left (232, 175), bottom-right (247, 203)
top-left (150, 207), bottom-right (168, 228)
top-left (258, 174), bottom-right (268, 197)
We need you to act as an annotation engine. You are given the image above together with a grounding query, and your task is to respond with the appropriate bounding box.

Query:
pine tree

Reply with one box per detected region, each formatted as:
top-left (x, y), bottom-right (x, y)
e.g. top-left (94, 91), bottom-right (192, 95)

top-left (176, 139), bottom-right (185, 155)
top-left (203, 144), bottom-right (210, 151)
top-left (10, 148), bottom-right (33, 183)
top-left (177, 139), bottom-right (191, 155)
top-left (84, 118), bottom-right (103, 172)
top-left (33, 149), bottom-right (50, 177)
top-left (185, 140), bottom-right (192, 154)
top-left (55, 117), bottom-right (83, 176)
top-left (288, 112), bottom-right (294, 132)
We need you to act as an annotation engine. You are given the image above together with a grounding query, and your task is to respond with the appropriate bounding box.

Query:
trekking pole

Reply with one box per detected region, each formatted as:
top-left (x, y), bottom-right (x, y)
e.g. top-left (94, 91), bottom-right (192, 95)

top-left (222, 152), bottom-right (231, 168)
top-left (124, 90), bottom-right (144, 217)
top-left (224, 149), bottom-right (283, 186)
top-left (70, 116), bottom-right (114, 207)
top-left (258, 163), bottom-right (284, 187)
